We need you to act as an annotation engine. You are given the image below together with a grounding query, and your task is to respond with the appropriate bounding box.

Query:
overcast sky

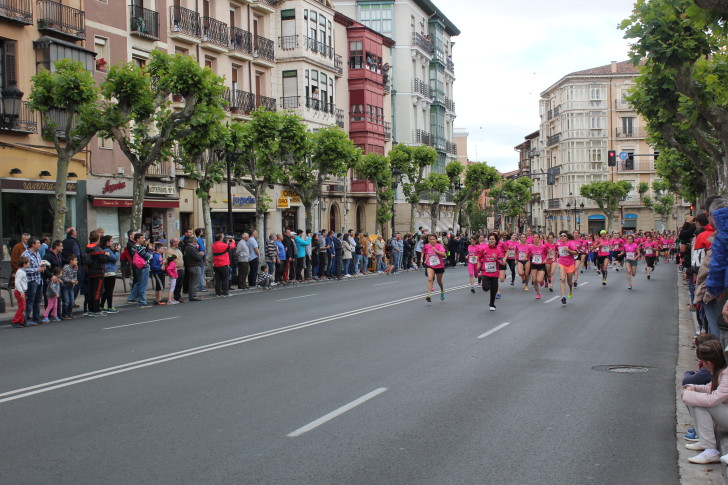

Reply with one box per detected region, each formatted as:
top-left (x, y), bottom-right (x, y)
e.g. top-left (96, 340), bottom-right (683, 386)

top-left (444, 0), bottom-right (637, 173)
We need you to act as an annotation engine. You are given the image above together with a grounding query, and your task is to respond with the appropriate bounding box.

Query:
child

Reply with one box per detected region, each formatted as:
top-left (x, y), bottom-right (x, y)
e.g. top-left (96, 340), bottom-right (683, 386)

top-left (42, 267), bottom-right (62, 323)
top-left (166, 254), bottom-right (179, 305)
top-left (257, 264), bottom-right (273, 289)
top-left (61, 255), bottom-right (79, 320)
top-left (12, 256), bottom-right (30, 327)
top-left (151, 243), bottom-right (166, 305)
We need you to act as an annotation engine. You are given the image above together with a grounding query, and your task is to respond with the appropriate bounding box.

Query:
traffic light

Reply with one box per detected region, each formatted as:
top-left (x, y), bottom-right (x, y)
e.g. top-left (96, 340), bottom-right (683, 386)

top-left (625, 153), bottom-right (634, 170)
top-left (608, 150), bottom-right (616, 167)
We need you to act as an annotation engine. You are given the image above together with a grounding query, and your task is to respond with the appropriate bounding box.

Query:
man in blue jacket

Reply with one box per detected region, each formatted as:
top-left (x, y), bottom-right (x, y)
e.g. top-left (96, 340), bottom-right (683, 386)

top-left (705, 198), bottom-right (728, 340)
top-left (294, 229), bottom-right (310, 282)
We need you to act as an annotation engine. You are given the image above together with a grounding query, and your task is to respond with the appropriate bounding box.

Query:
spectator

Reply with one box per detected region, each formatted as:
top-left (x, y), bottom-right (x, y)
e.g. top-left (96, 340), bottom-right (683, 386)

top-left (11, 256), bottom-right (29, 327)
top-left (276, 234), bottom-right (287, 283)
top-left (150, 243), bottom-right (166, 305)
top-left (374, 235), bottom-right (385, 273)
top-left (21, 237), bottom-right (43, 324)
top-left (211, 233), bottom-right (231, 297)
top-left (257, 264), bottom-right (273, 289)
top-left (167, 238), bottom-right (185, 303)
top-left (304, 230), bottom-right (313, 281)
top-left (41, 267), bottom-right (62, 323)
top-left (342, 234), bottom-right (353, 277)
top-left (166, 254), bottom-right (179, 304)
top-left (294, 229), bottom-right (310, 281)
top-left (184, 236), bottom-right (203, 301)
top-left (42, 240), bottom-right (64, 308)
top-left (85, 230), bottom-right (109, 317)
top-left (265, 233), bottom-right (280, 284)
top-left (62, 227), bottom-right (83, 302)
top-left (247, 229), bottom-right (260, 288)
top-left (60, 255), bottom-right (78, 320)
top-left (318, 229), bottom-right (329, 278)
top-left (39, 237), bottom-right (50, 260)
top-left (392, 233), bottom-right (403, 273)
top-left (127, 233), bottom-right (152, 308)
top-left (706, 198), bottom-right (728, 340)
top-left (100, 235), bottom-right (119, 313)
top-left (235, 233), bottom-right (250, 290)
top-left (10, 232), bottom-right (30, 275)
top-left (195, 228), bottom-right (207, 292)
top-left (283, 230), bottom-right (297, 282)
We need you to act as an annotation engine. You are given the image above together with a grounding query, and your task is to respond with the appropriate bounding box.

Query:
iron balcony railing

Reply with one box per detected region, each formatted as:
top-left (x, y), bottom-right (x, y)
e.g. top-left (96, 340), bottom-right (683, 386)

top-left (412, 78), bottom-right (432, 98)
top-left (170, 5), bottom-right (200, 38)
top-left (278, 35), bottom-right (298, 51)
top-left (336, 109), bottom-right (344, 128)
top-left (256, 95), bottom-right (276, 111)
top-left (411, 32), bottom-right (433, 55)
top-left (146, 161), bottom-right (173, 178)
top-left (317, 41), bottom-right (333, 59)
top-left (384, 121), bottom-right (391, 141)
top-left (446, 58), bottom-right (454, 72)
top-left (546, 133), bottom-right (560, 147)
top-left (37, 0), bottom-right (85, 40)
top-left (230, 27), bottom-right (252, 54)
top-left (304, 35), bottom-right (317, 53)
top-left (445, 141), bottom-right (457, 155)
top-left (413, 129), bottom-right (433, 147)
top-left (1, 101), bottom-right (37, 133)
top-left (548, 198), bottom-right (560, 209)
top-left (0, 0), bottom-right (33, 25)
top-left (223, 88), bottom-right (255, 114)
top-left (615, 127), bottom-right (646, 138)
top-left (41, 108), bottom-right (76, 140)
top-left (130, 5), bottom-right (159, 40)
top-left (280, 96), bottom-right (300, 109)
top-left (202, 16), bottom-right (228, 48)
top-left (305, 96), bottom-right (333, 114)
top-left (335, 54), bottom-right (343, 75)
top-left (443, 96), bottom-right (455, 112)
top-left (253, 34), bottom-right (274, 62)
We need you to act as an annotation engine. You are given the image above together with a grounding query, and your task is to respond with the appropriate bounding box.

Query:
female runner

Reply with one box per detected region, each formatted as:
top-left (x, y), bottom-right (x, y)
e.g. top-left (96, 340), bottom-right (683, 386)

top-left (528, 233), bottom-right (548, 300)
top-left (592, 230), bottom-right (613, 285)
top-left (516, 233), bottom-right (531, 291)
top-left (545, 233), bottom-right (558, 292)
top-left (556, 231), bottom-right (579, 305)
top-left (477, 232), bottom-right (506, 311)
top-left (573, 230), bottom-right (587, 277)
top-left (422, 234), bottom-right (447, 302)
top-left (571, 230), bottom-right (583, 286)
top-left (612, 231), bottom-right (625, 272)
top-left (587, 233), bottom-right (598, 271)
top-left (466, 235), bottom-right (479, 293)
top-left (642, 232), bottom-right (659, 280)
top-left (619, 234), bottom-right (642, 290)
top-left (505, 233), bottom-right (518, 286)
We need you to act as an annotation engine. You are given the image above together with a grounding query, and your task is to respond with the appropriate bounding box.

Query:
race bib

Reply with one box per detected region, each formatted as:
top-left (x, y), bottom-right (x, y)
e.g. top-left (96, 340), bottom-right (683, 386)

top-left (601, 246), bottom-right (609, 253)
top-left (518, 251), bottom-right (527, 260)
top-left (558, 246), bottom-right (569, 257)
top-left (485, 262), bottom-right (497, 273)
top-left (548, 250), bottom-right (555, 259)
top-left (469, 255), bottom-right (478, 264)
top-left (428, 255), bottom-right (440, 266)
top-left (532, 254), bottom-right (543, 264)
top-left (626, 251), bottom-right (635, 260)
top-left (507, 250), bottom-right (515, 259)
top-left (645, 249), bottom-right (654, 255)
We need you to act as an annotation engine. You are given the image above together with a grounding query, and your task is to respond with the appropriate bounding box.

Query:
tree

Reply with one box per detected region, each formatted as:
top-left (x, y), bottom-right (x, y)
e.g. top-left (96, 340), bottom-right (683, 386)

top-left (621, 0), bottom-right (728, 200)
top-left (454, 162), bottom-right (500, 232)
top-left (285, 126), bottom-right (361, 231)
top-left (228, 110), bottom-right (308, 238)
top-left (29, 59), bottom-right (103, 241)
top-left (356, 153), bottom-right (393, 235)
top-left (423, 173), bottom-right (451, 234)
top-left (639, 179), bottom-right (675, 230)
top-left (580, 180), bottom-right (633, 231)
top-left (488, 177), bottom-right (533, 232)
top-left (100, 50), bottom-right (226, 232)
top-left (390, 144), bottom-right (438, 232)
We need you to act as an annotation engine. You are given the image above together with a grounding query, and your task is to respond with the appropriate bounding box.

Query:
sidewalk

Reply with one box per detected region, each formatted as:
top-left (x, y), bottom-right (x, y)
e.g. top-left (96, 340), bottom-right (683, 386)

top-left (676, 272), bottom-right (723, 485)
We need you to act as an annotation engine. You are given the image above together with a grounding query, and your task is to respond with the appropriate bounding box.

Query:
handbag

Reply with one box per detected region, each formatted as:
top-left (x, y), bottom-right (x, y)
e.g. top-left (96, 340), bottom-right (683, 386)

top-left (132, 252), bottom-right (147, 269)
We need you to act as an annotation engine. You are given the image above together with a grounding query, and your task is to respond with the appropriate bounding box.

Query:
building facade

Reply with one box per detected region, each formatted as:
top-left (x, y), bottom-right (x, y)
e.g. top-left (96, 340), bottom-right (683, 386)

top-left (532, 61), bottom-right (689, 235)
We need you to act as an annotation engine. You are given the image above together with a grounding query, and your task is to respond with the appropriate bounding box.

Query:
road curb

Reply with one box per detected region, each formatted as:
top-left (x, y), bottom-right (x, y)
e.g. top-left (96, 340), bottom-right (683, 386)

top-left (676, 272), bottom-right (722, 485)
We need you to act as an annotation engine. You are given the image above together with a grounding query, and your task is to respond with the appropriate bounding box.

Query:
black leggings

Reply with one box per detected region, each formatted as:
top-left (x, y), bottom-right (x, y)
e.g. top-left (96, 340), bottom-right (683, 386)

top-left (102, 276), bottom-right (116, 309)
top-left (481, 276), bottom-right (499, 306)
top-left (506, 260), bottom-right (516, 283)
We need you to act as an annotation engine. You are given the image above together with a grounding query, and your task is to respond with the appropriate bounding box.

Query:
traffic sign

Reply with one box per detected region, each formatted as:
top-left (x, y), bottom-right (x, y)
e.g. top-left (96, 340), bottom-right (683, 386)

top-left (619, 151), bottom-right (629, 161)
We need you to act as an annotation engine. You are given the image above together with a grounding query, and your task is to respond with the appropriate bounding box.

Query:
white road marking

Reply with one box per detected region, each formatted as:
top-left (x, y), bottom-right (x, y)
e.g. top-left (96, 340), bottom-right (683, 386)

top-left (0, 286), bottom-right (470, 404)
top-left (103, 316), bottom-right (181, 330)
top-left (373, 281), bottom-right (397, 286)
top-left (545, 295), bottom-right (561, 303)
top-left (577, 281), bottom-right (590, 287)
top-left (287, 388), bottom-right (388, 438)
top-left (276, 294), bottom-right (317, 302)
top-left (0, 325), bottom-right (11, 328)
top-left (478, 322), bottom-right (511, 339)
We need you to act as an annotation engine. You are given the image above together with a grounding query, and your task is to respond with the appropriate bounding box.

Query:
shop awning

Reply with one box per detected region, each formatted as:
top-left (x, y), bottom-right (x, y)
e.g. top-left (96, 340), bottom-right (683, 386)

top-left (91, 197), bottom-right (179, 208)
top-left (211, 208), bottom-right (256, 212)
top-left (624, 214), bottom-right (639, 219)
top-left (588, 215), bottom-right (606, 220)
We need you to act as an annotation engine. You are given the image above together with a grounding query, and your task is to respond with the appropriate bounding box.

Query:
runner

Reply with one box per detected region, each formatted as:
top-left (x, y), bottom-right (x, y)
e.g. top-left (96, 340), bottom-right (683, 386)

top-left (466, 236), bottom-right (479, 293)
top-left (642, 232), bottom-right (659, 280)
top-left (619, 234), bottom-right (642, 290)
top-left (422, 234), bottom-right (447, 302)
top-left (505, 233), bottom-right (518, 286)
top-left (556, 231), bottom-right (579, 305)
top-left (476, 232), bottom-right (506, 311)
top-left (612, 231), bottom-right (625, 272)
top-left (528, 233), bottom-right (548, 300)
top-left (545, 233), bottom-right (557, 293)
top-left (592, 230), bottom-right (612, 286)
top-left (587, 233), bottom-right (598, 272)
top-left (495, 231), bottom-right (509, 300)
top-left (572, 230), bottom-right (583, 286)
top-left (516, 233), bottom-right (531, 291)
top-left (574, 230), bottom-right (587, 276)
top-left (659, 233), bottom-right (670, 263)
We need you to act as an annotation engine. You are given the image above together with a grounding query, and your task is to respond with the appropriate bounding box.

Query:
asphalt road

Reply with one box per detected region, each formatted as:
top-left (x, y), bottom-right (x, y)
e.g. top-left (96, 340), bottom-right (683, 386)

top-left (0, 262), bottom-right (679, 485)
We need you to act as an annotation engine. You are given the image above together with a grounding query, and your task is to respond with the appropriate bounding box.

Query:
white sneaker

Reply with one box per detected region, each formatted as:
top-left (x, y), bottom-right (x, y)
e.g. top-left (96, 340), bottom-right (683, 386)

top-left (489, 306), bottom-right (496, 311)
top-left (685, 442), bottom-right (705, 451)
top-left (689, 450), bottom-right (720, 464)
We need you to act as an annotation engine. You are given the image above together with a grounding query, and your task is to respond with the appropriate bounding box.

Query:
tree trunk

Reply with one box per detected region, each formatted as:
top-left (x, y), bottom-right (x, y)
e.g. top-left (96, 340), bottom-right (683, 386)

top-left (254, 184), bottom-right (265, 239)
top-left (431, 202), bottom-right (439, 234)
top-left (304, 203), bottom-right (312, 233)
top-left (409, 203), bottom-right (416, 233)
top-left (202, 195), bottom-right (214, 287)
top-left (53, 154), bottom-right (71, 242)
top-left (130, 166), bottom-right (147, 233)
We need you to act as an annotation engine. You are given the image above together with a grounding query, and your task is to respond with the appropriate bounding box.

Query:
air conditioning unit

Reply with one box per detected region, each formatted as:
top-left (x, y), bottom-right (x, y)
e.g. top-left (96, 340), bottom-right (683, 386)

top-left (117, 167), bottom-right (125, 174)
top-left (177, 177), bottom-right (185, 189)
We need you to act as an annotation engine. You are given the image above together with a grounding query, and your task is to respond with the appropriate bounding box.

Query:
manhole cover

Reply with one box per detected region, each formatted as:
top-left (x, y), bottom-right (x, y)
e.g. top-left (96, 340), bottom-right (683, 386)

top-left (592, 365), bottom-right (651, 374)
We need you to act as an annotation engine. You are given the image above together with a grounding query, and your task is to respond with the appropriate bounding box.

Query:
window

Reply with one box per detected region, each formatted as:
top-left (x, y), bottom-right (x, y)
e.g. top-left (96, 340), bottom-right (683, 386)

top-left (1, 39), bottom-right (17, 89)
top-left (94, 37), bottom-right (109, 72)
top-left (621, 117), bottom-right (635, 136)
top-left (359, 3), bottom-right (393, 34)
top-left (281, 9), bottom-right (295, 20)
top-left (349, 41), bottom-right (362, 69)
top-left (351, 104), bottom-right (364, 122)
top-left (34, 38), bottom-right (95, 72)
top-left (204, 56), bottom-right (215, 72)
top-left (282, 70), bottom-right (297, 99)
top-left (133, 57), bottom-right (146, 68)
top-left (175, 46), bottom-right (189, 56)
top-left (98, 133), bottom-right (113, 149)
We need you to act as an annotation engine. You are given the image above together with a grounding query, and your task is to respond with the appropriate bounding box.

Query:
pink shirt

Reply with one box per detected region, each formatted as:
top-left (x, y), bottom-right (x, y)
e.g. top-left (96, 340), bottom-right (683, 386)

top-left (516, 243), bottom-right (530, 262)
top-left (423, 243), bottom-right (446, 268)
top-left (545, 243), bottom-right (557, 264)
top-left (529, 243), bottom-right (548, 264)
top-left (505, 240), bottom-right (518, 260)
top-left (557, 240), bottom-right (578, 266)
top-left (623, 243), bottom-right (639, 261)
top-left (477, 244), bottom-right (503, 277)
top-left (166, 260), bottom-right (179, 279)
top-left (642, 241), bottom-right (659, 256)
top-left (612, 238), bottom-right (624, 252)
top-left (467, 244), bottom-right (479, 265)
top-left (526, 235), bottom-right (534, 244)
top-left (595, 237), bottom-right (612, 257)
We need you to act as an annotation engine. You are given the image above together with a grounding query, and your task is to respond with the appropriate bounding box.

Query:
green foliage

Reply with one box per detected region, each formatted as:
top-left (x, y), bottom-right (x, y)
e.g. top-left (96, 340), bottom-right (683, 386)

top-left (423, 172), bottom-right (451, 204)
top-left (580, 180), bottom-right (633, 229)
top-left (390, 144), bottom-right (438, 206)
top-left (489, 177), bottom-right (533, 218)
top-left (357, 153), bottom-right (393, 231)
top-left (639, 178), bottom-right (675, 221)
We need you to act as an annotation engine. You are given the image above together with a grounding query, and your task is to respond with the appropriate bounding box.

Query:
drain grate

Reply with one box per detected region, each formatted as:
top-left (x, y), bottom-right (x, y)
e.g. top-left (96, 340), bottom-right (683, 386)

top-left (592, 365), bottom-right (651, 374)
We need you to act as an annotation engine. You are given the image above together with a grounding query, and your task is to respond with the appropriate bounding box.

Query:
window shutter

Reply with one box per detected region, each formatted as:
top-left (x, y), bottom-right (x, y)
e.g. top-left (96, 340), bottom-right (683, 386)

top-left (4, 40), bottom-right (17, 87)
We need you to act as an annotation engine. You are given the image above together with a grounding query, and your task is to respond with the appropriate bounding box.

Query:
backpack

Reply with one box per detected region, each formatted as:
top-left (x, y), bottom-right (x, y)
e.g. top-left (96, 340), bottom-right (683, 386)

top-left (386, 238), bottom-right (394, 252)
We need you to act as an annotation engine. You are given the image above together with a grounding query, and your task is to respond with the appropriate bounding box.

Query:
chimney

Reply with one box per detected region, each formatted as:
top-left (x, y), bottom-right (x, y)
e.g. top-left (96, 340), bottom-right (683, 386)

top-left (611, 61), bottom-right (617, 73)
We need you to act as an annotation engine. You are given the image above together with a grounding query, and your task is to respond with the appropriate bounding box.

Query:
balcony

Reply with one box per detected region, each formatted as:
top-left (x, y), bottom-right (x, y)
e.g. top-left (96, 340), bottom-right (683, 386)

top-left (446, 57), bottom-right (454, 73)
top-left (280, 96), bottom-right (300, 110)
top-left (249, 0), bottom-right (276, 14)
top-left (384, 121), bottom-right (391, 141)
top-left (202, 16), bottom-right (229, 52)
top-left (169, 5), bottom-right (201, 42)
top-left (445, 141), bottom-right (457, 156)
top-left (412, 78), bottom-right (432, 99)
top-left (305, 96), bottom-right (334, 114)
top-left (40, 108), bottom-right (75, 140)
top-left (230, 27), bottom-right (252, 58)
top-left (253, 34), bottom-right (275, 64)
top-left (335, 54), bottom-right (343, 76)
top-left (146, 161), bottom-right (173, 178)
top-left (336, 108), bottom-right (344, 128)
top-left (0, 0), bottom-right (32, 25)
top-left (443, 96), bottom-right (455, 112)
top-left (303, 36), bottom-right (334, 59)
top-left (130, 5), bottom-right (159, 40)
top-left (548, 198), bottom-right (560, 209)
top-left (413, 129), bottom-right (433, 147)
top-left (0, 101), bottom-right (37, 133)
top-left (37, 0), bottom-right (85, 40)
top-left (278, 35), bottom-right (298, 51)
top-left (223, 88), bottom-right (255, 116)
top-left (546, 133), bottom-right (560, 147)
top-left (350, 179), bottom-right (375, 193)
top-left (411, 32), bottom-right (433, 56)
top-left (615, 127), bottom-right (646, 139)
top-left (327, 184), bottom-right (345, 193)
top-left (256, 94), bottom-right (276, 111)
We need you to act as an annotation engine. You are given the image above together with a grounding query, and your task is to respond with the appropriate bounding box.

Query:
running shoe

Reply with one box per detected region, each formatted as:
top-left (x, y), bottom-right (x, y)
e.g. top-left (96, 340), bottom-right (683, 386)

top-left (628, 286), bottom-right (632, 290)
top-left (573, 281), bottom-right (578, 287)
top-left (440, 291), bottom-right (445, 301)
top-left (489, 306), bottom-right (496, 311)
top-left (647, 275), bottom-right (651, 280)
top-left (561, 296), bottom-right (567, 305)
top-left (426, 295), bottom-right (432, 302)
top-left (471, 287), bottom-right (475, 293)
top-left (688, 450), bottom-right (720, 464)
top-left (688, 428), bottom-right (695, 434)
top-left (524, 286), bottom-right (529, 291)
top-left (105, 307), bottom-right (119, 313)
top-left (602, 279), bottom-right (606, 285)
top-left (510, 282), bottom-right (514, 286)
top-left (536, 294), bottom-right (541, 300)
top-left (684, 431), bottom-right (699, 441)
top-left (549, 286), bottom-right (553, 292)
top-left (568, 292), bottom-right (573, 299)
top-left (495, 293), bottom-right (502, 299)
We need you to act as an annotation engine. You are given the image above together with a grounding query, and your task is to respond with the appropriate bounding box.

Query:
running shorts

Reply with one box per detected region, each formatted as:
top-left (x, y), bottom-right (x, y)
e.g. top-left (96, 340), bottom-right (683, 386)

top-left (625, 259), bottom-right (638, 266)
top-left (615, 254), bottom-right (625, 263)
top-left (531, 263), bottom-right (546, 272)
top-left (559, 263), bottom-right (576, 274)
top-left (517, 260), bottom-right (529, 265)
top-left (597, 255), bottom-right (609, 266)
top-left (645, 256), bottom-right (656, 268)
top-left (152, 272), bottom-right (166, 291)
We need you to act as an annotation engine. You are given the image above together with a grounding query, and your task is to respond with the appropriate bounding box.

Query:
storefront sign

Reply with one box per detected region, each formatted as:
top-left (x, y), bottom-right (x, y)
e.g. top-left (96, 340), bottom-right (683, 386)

top-left (92, 197), bottom-right (179, 208)
top-left (277, 198), bottom-right (290, 209)
top-left (233, 196), bottom-right (256, 205)
top-left (102, 180), bottom-right (126, 194)
top-left (1, 179), bottom-right (77, 193)
top-left (147, 185), bottom-right (176, 195)
top-left (280, 190), bottom-right (297, 197)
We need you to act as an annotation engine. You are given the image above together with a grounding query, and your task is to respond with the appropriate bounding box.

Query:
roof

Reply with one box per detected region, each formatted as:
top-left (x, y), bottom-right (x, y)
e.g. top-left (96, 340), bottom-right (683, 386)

top-left (33, 36), bottom-right (96, 56)
top-left (334, 12), bottom-right (396, 47)
top-left (413, 0), bottom-right (460, 36)
top-left (500, 169), bottom-right (519, 179)
top-left (541, 60), bottom-right (640, 96)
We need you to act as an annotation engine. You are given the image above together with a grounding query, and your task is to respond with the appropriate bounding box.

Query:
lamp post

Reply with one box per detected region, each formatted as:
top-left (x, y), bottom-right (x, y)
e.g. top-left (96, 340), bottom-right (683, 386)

top-left (391, 167), bottom-right (401, 238)
top-left (579, 202), bottom-right (584, 232)
top-left (1, 82), bottom-right (23, 129)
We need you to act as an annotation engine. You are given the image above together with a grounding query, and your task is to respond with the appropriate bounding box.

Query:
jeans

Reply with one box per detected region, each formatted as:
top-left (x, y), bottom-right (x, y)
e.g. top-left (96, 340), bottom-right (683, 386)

top-left (61, 285), bottom-right (74, 317)
top-left (296, 256), bottom-right (305, 281)
top-left (319, 253), bottom-right (329, 277)
top-left (25, 280), bottom-right (42, 322)
top-left (704, 299), bottom-right (722, 338)
top-left (128, 266), bottom-right (150, 306)
top-left (214, 265), bottom-right (229, 295)
top-left (376, 254), bottom-right (384, 272)
top-left (353, 254), bottom-right (361, 274)
top-left (248, 258), bottom-right (259, 287)
top-left (393, 252), bottom-right (402, 272)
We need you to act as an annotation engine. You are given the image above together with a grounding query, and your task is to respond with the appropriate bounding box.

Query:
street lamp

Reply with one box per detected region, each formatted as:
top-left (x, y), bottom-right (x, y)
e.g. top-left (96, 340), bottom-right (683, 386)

top-left (1, 82), bottom-right (23, 129)
top-left (579, 202), bottom-right (584, 232)
top-left (391, 167), bottom-right (402, 237)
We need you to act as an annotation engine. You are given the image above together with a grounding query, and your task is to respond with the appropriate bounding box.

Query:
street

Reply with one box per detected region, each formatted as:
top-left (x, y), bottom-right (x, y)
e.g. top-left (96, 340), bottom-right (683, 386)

top-left (0, 265), bottom-right (679, 485)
